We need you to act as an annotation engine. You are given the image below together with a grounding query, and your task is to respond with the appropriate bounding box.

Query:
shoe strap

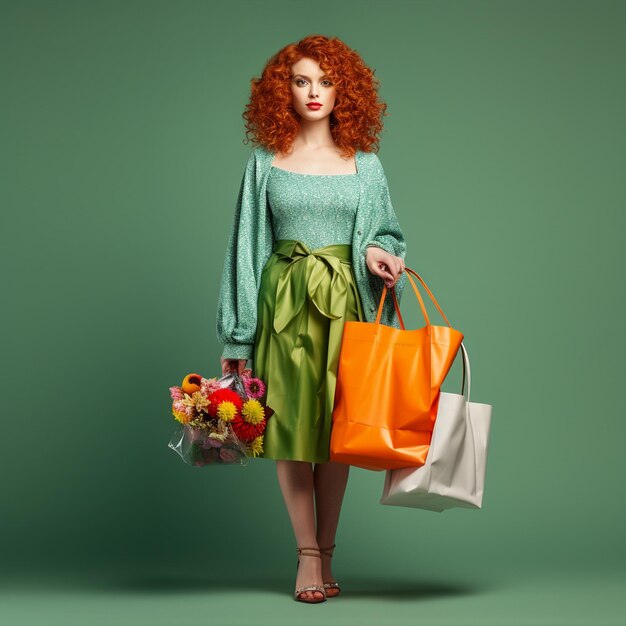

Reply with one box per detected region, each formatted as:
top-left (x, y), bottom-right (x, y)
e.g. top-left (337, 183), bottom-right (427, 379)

top-left (295, 584), bottom-right (326, 597)
top-left (296, 547), bottom-right (322, 558)
top-left (318, 543), bottom-right (336, 556)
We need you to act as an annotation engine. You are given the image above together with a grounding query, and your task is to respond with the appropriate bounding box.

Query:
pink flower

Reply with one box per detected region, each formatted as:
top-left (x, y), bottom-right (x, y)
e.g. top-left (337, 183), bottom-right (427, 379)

top-left (201, 377), bottom-right (221, 397)
top-left (244, 377), bottom-right (266, 399)
top-left (169, 386), bottom-right (183, 400)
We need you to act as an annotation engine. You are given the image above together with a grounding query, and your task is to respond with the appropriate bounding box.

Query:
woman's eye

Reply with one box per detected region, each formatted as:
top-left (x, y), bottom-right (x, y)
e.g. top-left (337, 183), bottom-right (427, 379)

top-left (294, 78), bottom-right (333, 87)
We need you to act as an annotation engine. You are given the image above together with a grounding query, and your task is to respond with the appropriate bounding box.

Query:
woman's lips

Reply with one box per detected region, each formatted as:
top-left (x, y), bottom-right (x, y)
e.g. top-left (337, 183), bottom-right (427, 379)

top-left (306, 103), bottom-right (322, 109)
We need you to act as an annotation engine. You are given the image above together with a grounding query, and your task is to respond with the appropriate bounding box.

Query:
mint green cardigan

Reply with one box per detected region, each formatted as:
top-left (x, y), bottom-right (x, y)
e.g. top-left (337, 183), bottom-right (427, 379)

top-left (216, 145), bottom-right (408, 361)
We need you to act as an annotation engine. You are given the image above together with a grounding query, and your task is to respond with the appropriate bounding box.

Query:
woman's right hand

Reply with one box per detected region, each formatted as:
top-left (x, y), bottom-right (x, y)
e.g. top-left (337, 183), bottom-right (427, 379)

top-left (365, 246), bottom-right (405, 288)
top-left (220, 356), bottom-right (247, 376)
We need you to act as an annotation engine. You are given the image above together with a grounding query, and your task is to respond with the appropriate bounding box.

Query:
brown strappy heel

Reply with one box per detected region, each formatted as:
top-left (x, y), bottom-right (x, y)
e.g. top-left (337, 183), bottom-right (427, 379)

top-left (318, 543), bottom-right (341, 597)
top-left (294, 547), bottom-right (327, 603)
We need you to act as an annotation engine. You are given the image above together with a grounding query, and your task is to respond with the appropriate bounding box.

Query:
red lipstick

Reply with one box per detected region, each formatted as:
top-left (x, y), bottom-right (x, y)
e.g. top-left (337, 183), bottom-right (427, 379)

top-left (306, 103), bottom-right (322, 110)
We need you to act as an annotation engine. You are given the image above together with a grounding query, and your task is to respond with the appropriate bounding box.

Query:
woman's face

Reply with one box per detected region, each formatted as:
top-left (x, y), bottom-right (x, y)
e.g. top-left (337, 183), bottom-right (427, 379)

top-left (289, 57), bottom-right (336, 124)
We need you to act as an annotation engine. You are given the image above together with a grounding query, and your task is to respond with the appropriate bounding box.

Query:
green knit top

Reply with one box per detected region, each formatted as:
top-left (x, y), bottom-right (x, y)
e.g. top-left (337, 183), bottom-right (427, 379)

top-left (266, 165), bottom-right (359, 249)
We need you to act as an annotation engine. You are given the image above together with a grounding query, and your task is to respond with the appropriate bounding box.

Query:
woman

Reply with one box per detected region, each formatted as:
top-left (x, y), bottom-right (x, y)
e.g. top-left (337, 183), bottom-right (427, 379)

top-left (215, 34), bottom-right (407, 603)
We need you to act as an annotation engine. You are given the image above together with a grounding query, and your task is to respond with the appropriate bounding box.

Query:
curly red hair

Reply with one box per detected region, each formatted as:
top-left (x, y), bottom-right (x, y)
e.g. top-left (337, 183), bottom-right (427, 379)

top-left (242, 35), bottom-right (388, 158)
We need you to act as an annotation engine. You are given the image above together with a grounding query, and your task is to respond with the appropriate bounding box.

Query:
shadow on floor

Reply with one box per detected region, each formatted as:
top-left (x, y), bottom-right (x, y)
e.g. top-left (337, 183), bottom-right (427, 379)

top-left (4, 569), bottom-right (502, 601)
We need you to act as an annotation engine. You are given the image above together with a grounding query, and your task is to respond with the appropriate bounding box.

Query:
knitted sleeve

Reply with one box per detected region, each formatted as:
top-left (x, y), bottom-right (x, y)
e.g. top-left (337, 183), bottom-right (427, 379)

top-left (364, 155), bottom-right (407, 259)
top-left (215, 151), bottom-right (274, 361)
top-left (362, 154), bottom-right (408, 327)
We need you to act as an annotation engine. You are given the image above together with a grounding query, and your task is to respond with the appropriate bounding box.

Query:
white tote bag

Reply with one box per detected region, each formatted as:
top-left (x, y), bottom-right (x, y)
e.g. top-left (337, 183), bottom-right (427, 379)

top-left (380, 342), bottom-right (493, 512)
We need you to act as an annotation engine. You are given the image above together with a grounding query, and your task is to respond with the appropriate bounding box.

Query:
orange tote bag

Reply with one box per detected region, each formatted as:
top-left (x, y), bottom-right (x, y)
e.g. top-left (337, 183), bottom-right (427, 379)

top-left (330, 268), bottom-right (464, 471)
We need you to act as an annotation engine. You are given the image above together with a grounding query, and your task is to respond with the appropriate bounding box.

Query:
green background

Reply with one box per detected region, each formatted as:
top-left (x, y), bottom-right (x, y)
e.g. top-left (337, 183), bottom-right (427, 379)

top-left (2, 0), bottom-right (625, 623)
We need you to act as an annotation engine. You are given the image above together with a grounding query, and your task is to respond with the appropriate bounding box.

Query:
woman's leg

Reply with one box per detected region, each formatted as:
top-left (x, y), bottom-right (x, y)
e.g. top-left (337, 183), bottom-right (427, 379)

top-left (275, 460), bottom-right (324, 600)
top-left (313, 460), bottom-right (350, 583)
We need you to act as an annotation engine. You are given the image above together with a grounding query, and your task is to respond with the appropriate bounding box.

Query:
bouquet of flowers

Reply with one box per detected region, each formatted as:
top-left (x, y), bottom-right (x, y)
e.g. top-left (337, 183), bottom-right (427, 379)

top-left (167, 367), bottom-right (274, 467)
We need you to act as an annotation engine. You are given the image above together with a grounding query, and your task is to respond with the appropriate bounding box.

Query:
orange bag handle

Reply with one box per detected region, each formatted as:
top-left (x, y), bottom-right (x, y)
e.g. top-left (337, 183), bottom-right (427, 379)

top-left (374, 267), bottom-right (454, 329)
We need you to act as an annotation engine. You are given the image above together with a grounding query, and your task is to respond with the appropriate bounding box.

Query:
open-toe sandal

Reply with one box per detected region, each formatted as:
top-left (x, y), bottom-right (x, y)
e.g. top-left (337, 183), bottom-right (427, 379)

top-left (318, 543), bottom-right (341, 597)
top-left (294, 546), bottom-right (327, 603)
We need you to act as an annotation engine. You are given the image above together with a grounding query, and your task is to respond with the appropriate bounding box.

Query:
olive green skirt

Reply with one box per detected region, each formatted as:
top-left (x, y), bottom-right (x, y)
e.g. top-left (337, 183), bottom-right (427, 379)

top-left (253, 239), bottom-right (366, 463)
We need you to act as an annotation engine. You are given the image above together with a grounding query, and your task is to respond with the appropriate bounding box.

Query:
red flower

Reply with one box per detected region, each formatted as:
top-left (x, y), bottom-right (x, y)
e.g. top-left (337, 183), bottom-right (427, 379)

top-left (206, 388), bottom-right (243, 417)
top-left (231, 414), bottom-right (267, 442)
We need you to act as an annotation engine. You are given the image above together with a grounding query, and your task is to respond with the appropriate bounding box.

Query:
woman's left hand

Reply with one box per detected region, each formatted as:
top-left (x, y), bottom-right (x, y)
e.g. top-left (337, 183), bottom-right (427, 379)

top-left (365, 246), bottom-right (405, 288)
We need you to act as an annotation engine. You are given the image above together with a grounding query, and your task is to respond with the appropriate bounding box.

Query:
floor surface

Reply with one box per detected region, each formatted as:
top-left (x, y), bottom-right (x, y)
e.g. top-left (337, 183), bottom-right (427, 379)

top-left (1, 564), bottom-right (624, 625)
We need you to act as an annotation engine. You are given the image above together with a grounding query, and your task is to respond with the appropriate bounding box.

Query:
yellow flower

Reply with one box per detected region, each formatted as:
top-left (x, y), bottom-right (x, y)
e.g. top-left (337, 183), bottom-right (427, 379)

top-left (242, 399), bottom-right (265, 425)
top-left (247, 434), bottom-right (264, 457)
top-left (217, 400), bottom-right (237, 422)
top-left (172, 407), bottom-right (190, 425)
